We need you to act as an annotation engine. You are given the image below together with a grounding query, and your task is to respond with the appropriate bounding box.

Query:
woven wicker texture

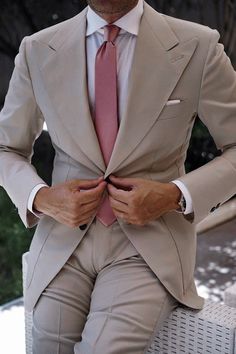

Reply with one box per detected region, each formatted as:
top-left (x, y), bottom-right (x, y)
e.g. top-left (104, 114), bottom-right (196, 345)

top-left (147, 301), bottom-right (236, 354)
top-left (22, 253), bottom-right (236, 354)
top-left (22, 253), bottom-right (33, 354)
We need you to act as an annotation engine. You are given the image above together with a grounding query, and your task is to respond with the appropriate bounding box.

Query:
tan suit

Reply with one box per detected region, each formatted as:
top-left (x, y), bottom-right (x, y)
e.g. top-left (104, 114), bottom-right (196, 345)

top-left (1, 2), bottom-right (236, 348)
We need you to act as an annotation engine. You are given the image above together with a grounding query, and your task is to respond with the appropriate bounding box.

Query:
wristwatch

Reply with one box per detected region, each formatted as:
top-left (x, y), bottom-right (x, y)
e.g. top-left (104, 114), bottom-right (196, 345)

top-left (178, 194), bottom-right (186, 213)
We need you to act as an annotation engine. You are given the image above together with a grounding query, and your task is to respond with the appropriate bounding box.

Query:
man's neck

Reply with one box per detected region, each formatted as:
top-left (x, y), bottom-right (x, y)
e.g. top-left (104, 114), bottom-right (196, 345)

top-left (93, 11), bottom-right (130, 24)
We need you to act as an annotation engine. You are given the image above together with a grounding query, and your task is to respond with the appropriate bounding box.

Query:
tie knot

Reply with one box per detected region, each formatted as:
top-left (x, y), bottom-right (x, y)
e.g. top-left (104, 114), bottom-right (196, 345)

top-left (104, 25), bottom-right (120, 43)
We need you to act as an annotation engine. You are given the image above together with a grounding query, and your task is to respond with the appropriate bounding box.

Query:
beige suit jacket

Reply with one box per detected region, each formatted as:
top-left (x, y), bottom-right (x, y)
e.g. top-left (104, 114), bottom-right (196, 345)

top-left (1, 2), bottom-right (236, 312)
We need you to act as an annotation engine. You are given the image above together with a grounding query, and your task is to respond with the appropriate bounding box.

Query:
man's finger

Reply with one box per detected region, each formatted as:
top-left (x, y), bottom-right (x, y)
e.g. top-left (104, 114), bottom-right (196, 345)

top-left (109, 196), bottom-right (129, 213)
top-left (79, 181), bottom-right (107, 203)
top-left (80, 200), bottom-right (101, 216)
top-left (107, 183), bottom-right (130, 203)
top-left (112, 209), bottom-right (129, 222)
top-left (109, 175), bottom-right (138, 189)
top-left (69, 177), bottom-right (104, 191)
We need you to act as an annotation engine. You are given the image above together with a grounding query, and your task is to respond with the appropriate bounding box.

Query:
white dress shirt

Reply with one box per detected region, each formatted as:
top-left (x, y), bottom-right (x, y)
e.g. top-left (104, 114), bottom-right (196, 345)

top-left (28, 0), bottom-right (193, 216)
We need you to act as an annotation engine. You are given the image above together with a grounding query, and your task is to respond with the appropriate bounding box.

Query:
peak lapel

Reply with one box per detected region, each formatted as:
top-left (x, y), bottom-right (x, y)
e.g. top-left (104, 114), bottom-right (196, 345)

top-left (37, 8), bottom-right (106, 172)
top-left (105, 4), bottom-right (198, 177)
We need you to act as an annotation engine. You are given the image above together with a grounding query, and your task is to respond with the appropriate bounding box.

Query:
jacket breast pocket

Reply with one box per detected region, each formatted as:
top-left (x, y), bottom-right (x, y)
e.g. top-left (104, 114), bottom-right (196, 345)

top-left (158, 100), bottom-right (186, 120)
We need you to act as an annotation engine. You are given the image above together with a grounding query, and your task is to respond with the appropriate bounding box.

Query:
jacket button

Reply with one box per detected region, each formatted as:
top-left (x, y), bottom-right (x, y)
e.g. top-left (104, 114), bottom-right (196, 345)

top-left (79, 224), bottom-right (87, 230)
top-left (105, 176), bottom-right (111, 183)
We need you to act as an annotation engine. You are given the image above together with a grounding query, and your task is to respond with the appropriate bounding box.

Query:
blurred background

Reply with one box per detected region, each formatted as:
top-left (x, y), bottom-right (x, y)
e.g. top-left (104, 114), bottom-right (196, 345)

top-left (0, 0), bottom-right (236, 306)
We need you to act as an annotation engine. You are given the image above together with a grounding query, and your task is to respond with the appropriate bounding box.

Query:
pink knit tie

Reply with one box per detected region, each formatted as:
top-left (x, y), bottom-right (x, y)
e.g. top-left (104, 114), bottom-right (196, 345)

top-left (94, 25), bottom-right (120, 226)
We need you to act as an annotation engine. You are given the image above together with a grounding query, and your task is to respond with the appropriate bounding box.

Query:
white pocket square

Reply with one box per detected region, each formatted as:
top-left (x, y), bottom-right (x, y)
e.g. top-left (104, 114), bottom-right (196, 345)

top-left (166, 99), bottom-right (181, 106)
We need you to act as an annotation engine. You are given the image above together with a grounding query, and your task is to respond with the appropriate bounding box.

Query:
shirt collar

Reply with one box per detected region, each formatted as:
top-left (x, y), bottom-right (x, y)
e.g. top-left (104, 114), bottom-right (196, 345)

top-left (86, 0), bottom-right (144, 37)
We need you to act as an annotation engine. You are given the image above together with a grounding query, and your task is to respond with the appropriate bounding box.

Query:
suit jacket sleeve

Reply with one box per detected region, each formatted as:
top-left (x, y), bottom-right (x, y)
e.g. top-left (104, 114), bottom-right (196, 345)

top-left (0, 37), bottom-right (45, 228)
top-left (178, 30), bottom-right (236, 224)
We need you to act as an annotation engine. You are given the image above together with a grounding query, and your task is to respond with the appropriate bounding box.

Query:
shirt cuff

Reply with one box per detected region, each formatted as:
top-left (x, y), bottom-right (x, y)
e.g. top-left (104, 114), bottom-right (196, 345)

top-left (172, 180), bottom-right (193, 215)
top-left (27, 184), bottom-right (49, 218)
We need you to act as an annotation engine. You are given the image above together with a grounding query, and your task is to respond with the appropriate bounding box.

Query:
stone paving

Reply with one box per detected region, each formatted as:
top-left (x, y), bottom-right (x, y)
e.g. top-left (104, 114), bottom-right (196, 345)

top-left (195, 218), bottom-right (236, 302)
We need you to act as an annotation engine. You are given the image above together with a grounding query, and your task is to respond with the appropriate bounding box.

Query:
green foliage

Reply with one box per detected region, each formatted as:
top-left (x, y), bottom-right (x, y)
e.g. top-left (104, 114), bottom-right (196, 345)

top-left (0, 131), bottom-right (54, 305)
top-left (0, 188), bottom-right (35, 304)
top-left (186, 118), bottom-right (220, 173)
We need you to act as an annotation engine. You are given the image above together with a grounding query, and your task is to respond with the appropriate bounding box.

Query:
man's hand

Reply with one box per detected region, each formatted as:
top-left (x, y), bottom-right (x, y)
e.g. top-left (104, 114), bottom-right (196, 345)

top-left (107, 175), bottom-right (181, 226)
top-left (33, 177), bottom-right (107, 228)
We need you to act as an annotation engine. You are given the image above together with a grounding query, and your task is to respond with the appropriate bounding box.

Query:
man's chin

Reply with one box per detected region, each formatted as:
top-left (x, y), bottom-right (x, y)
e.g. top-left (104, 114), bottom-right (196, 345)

top-left (87, 0), bottom-right (138, 15)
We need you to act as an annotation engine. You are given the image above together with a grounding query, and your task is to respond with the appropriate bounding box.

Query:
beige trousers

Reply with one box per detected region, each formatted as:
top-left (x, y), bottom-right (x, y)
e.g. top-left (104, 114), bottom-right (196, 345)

top-left (32, 219), bottom-right (178, 354)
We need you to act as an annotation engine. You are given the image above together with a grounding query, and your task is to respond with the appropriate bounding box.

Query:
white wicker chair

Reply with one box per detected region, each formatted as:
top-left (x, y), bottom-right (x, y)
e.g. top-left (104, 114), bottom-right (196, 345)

top-left (22, 252), bottom-right (236, 354)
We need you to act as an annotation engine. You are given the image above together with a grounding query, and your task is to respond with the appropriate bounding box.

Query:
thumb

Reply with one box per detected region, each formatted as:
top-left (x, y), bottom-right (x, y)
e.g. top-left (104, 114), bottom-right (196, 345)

top-left (69, 177), bottom-right (104, 191)
top-left (109, 175), bottom-right (138, 188)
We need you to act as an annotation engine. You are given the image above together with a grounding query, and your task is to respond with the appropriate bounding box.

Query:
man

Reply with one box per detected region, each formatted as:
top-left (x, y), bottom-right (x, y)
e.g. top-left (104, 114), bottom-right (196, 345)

top-left (1, 0), bottom-right (236, 353)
